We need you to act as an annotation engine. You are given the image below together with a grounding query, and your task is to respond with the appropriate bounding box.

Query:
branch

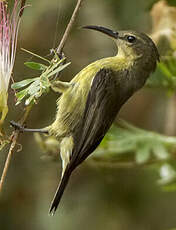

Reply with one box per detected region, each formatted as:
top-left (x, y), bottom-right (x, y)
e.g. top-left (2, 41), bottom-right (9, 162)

top-left (56, 0), bottom-right (84, 55)
top-left (0, 132), bottom-right (18, 192)
top-left (0, 0), bottom-right (84, 194)
top-left (0, 105), bottom-right (32, 193)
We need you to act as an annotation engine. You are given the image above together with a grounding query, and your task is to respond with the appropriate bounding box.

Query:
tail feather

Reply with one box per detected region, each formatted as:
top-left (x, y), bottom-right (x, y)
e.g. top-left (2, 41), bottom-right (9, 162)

top-left (49, 166), bottom-right (72, 215)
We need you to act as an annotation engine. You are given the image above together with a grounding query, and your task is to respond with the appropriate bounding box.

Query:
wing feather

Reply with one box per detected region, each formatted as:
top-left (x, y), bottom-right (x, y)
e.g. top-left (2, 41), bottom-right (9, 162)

top-left (49, 68), bottom-right (131, 214)
top-left (71, 68), bottom-right (122, 167)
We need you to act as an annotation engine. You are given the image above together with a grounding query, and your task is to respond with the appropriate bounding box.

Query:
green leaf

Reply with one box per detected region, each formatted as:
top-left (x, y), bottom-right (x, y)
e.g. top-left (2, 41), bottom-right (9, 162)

top-left (152, 143), bottom-right (169, 160)
top-left (135, 144), bottom-right (151, 164)
top-left (24, 62), bottom-right (47, 71)
top-left (27, 79), bottom-right (40, 96)
top-left (47, 62), bottom-right (71, 78)
top-left (15, 88), bottom-right (28, 104)
top-left (11, 78), bottom-right (38, 89)
top-left (93, 121), bottom-right (176, 166)
top-left (158, 62), bottom-right (173, 78)
top-left (40, 75), bottom-right (50, 89)
top-left (25, 96), bottom-right (35, 106)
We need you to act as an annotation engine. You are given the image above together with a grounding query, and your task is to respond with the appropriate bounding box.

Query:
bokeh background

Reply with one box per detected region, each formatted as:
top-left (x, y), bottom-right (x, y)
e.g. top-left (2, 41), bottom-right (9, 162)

top-left (1, 0), bottom-right (176, 229)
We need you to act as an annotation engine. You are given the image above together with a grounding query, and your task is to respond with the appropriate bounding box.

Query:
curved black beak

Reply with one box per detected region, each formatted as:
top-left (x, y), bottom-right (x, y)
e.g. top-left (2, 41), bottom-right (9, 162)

top-left (82, 25), bottom-right (118, 39)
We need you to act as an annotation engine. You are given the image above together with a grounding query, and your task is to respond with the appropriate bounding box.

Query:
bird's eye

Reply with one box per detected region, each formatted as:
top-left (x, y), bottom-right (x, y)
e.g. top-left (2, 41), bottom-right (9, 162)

top-left (127, 35), bottom-right (136, 43)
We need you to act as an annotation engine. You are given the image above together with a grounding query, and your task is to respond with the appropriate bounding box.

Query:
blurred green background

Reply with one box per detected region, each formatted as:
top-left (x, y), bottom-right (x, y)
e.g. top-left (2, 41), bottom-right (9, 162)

top-left (1, 0), bottom-right (176, 229)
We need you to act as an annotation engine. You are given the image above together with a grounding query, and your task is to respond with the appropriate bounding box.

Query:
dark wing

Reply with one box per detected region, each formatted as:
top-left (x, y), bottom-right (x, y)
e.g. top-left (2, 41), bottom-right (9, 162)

top-left (71, 68), bottom-right (122, 168)
top-left (49, 68), bottom-right (124, 214)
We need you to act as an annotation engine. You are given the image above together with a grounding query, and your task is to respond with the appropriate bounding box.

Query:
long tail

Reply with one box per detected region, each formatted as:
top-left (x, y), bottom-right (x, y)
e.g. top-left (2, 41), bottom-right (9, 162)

top-left (49, 166), bottom-right (72, 215)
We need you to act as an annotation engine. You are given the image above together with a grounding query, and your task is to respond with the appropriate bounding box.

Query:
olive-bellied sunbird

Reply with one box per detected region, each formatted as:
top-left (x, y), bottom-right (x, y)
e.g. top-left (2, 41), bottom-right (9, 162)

top-left (11, 25), bottom-right (159, 214)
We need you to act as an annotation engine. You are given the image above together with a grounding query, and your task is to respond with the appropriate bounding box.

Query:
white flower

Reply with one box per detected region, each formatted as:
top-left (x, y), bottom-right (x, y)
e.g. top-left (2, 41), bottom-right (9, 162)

top-left (0, 0), bottom-right (23, 126)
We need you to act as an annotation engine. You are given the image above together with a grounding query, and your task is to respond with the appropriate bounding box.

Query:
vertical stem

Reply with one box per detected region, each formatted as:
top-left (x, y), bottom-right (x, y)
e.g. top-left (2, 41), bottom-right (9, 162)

top-left (0, 105), bottom-right (32, 193)
top-left (0, 133), bottom-right (18, 192)
top-left (56, 0), bottom-right (84, 55)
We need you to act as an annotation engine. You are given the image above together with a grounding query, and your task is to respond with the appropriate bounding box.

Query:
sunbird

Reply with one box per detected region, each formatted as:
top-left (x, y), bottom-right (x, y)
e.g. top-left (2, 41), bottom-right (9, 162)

top-left (11, 25), bottom-right (159, 214)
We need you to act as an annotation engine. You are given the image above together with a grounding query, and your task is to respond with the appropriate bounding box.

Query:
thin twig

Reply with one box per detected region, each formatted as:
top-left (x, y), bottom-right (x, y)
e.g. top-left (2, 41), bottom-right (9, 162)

top-left (56, 0), bottom-right (84, 55)
top-left (0, 105), bottom-right (32, 193)
top-left (0, 132), bottom-right (18, 192)
top-left (0, 0), bottom-right (84, 193)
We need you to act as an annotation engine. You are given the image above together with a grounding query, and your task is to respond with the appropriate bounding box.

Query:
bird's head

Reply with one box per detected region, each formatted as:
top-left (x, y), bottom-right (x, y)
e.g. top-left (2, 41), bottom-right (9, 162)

top-left (83, 25), bottom-right (159, 70)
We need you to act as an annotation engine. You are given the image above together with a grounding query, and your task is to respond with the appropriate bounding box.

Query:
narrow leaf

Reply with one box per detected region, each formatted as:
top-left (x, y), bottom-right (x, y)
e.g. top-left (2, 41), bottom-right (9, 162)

top-left (47, 62), bottom-right (71, 78)
top-left (135, 144), bottom-right (151, 164)
top-left (158, 62), bottom-right (173, 78)
top-left (24, 62), bottom-right (47, 71)
top-left (11, 78), bottom-right (38, 89)
top-left (15, 88), bottom-right (28, 104)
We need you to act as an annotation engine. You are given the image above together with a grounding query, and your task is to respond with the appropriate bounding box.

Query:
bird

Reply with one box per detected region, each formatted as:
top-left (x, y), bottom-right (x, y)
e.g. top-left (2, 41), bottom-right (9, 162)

top-left (11, 25), bottom-right (159, 214)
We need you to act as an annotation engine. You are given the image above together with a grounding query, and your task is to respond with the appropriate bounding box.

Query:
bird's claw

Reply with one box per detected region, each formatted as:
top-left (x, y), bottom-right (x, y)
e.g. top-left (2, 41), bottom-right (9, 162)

top-left (10, 121), bottom-right (25, 132)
